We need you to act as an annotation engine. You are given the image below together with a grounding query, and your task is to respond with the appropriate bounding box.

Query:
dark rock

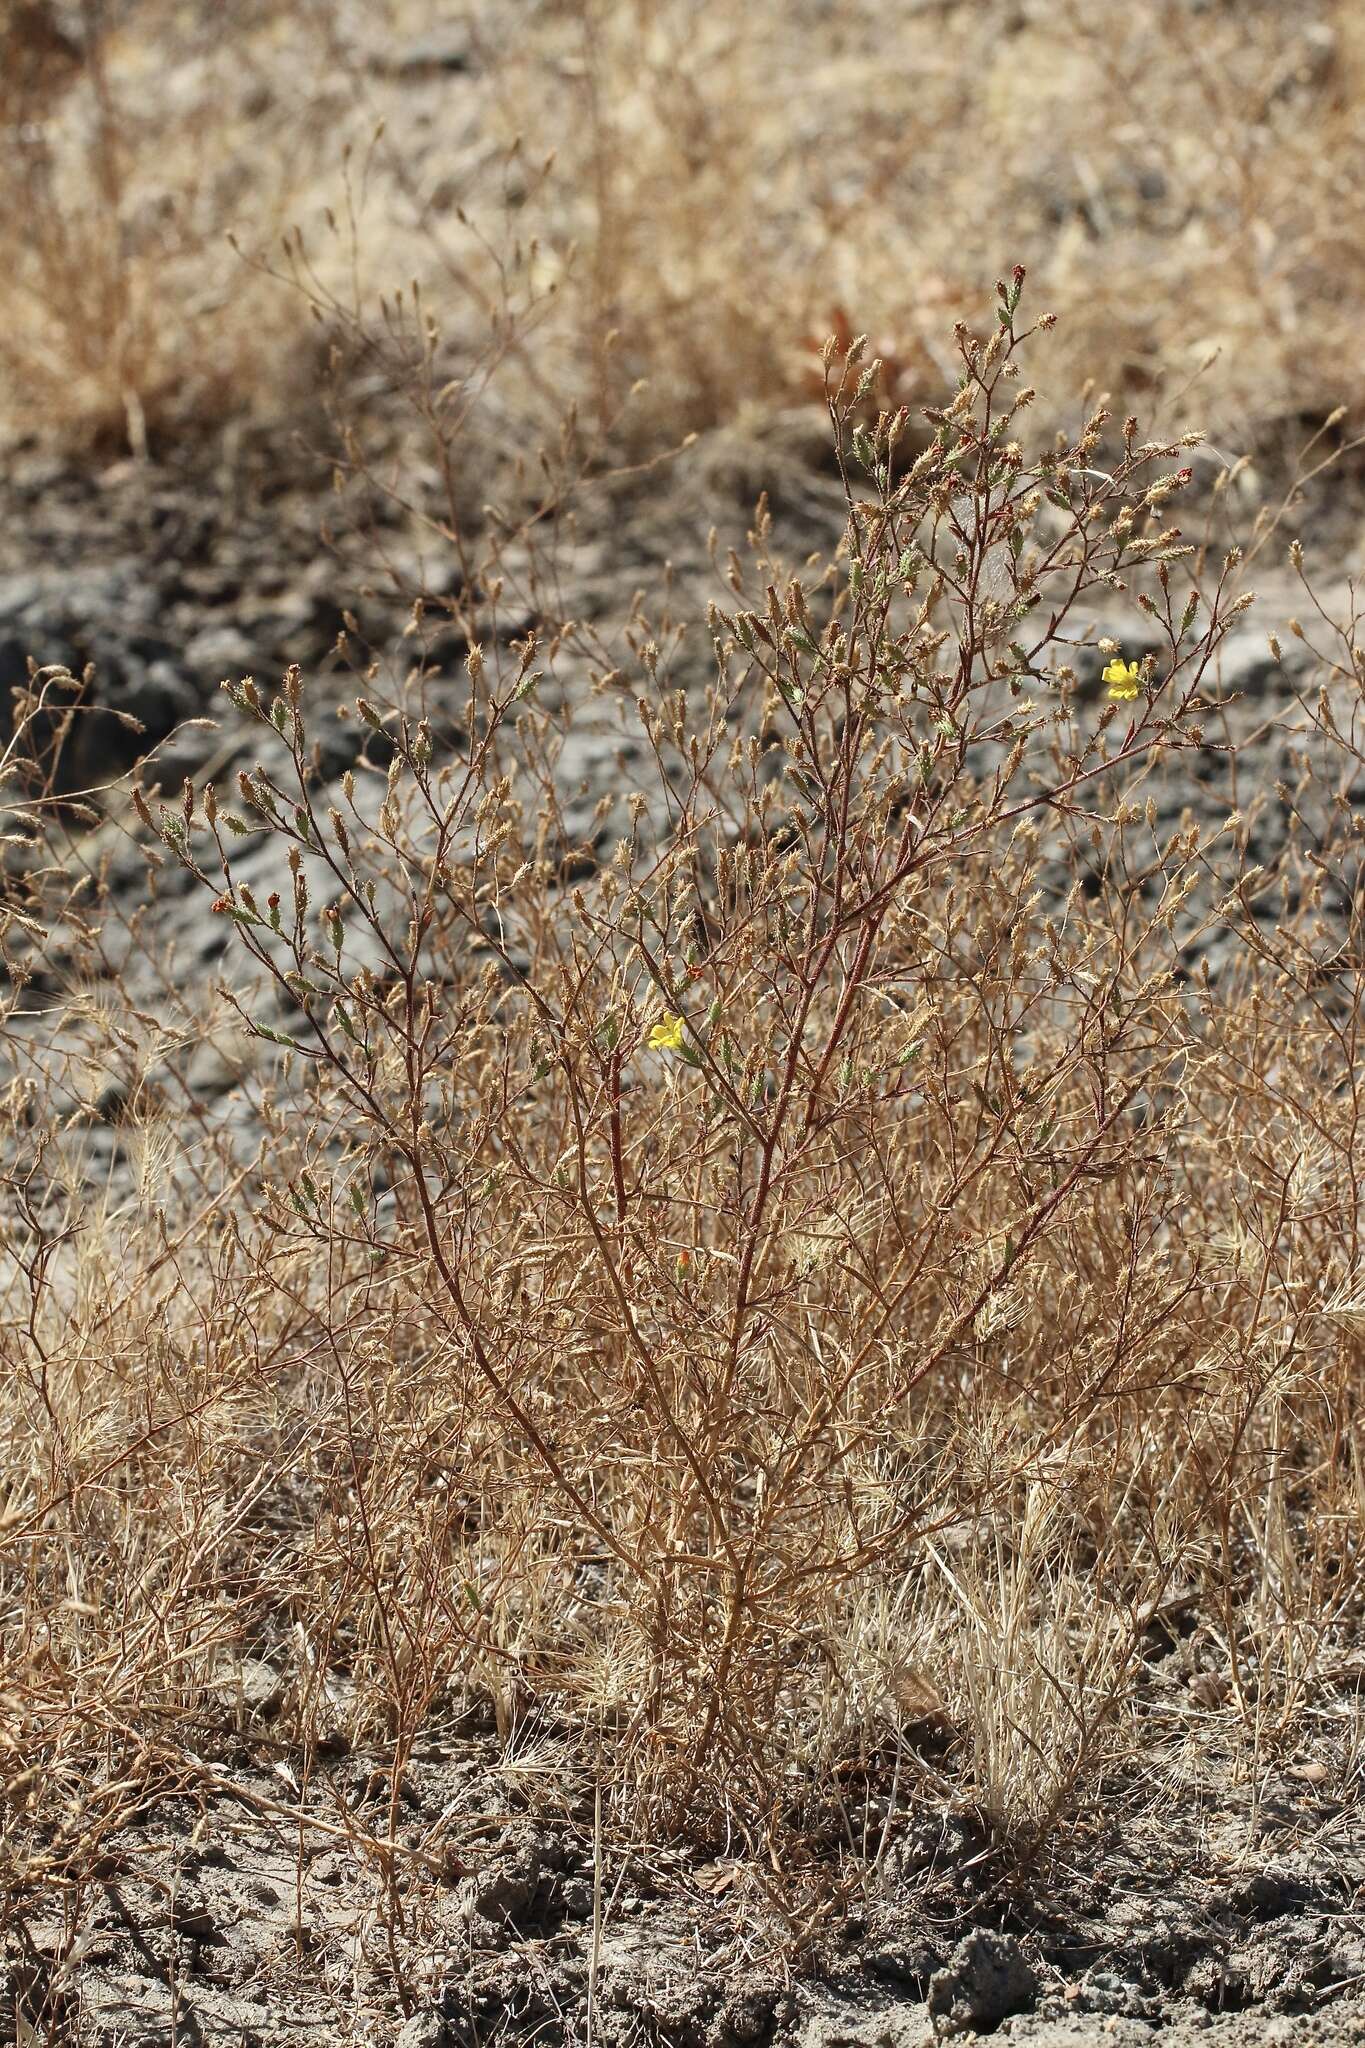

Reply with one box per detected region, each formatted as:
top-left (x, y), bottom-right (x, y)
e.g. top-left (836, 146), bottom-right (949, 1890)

top-left (304, 707), bottom-right (371, 782)
top-left (558, 1876), bottom-right (594, 1920)
top-left (1076, 1965), bottom-right (1162, 2019)
top-left (0, 563), bottom-right (201, 785)
top-left (926, 1931), bottom-right (1037, 2035)
top-left (381, 22), bottom-right (476, 76)
top-left (78, 657), bottom-right (200, 782)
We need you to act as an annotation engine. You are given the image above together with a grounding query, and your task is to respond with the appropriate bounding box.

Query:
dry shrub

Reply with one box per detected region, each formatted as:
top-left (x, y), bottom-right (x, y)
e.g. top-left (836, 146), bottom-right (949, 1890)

top-left (4, 279), bottom-right (1360, 1910)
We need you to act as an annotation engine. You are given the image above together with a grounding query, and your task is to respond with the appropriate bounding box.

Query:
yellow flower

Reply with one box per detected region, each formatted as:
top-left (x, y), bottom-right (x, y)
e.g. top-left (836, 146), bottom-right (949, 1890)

top-left (1102, 657), bottom-right (1142, 701)
top-left (647, 1012), bottom-right (686, 1053)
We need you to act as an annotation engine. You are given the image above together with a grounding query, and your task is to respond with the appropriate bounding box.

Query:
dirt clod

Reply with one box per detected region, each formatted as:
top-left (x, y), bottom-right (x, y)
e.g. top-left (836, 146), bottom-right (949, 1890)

top-left (927, 1931), bottom-right (1038, 2036)
top-left (458, 1823), bottom-right (574, 1947)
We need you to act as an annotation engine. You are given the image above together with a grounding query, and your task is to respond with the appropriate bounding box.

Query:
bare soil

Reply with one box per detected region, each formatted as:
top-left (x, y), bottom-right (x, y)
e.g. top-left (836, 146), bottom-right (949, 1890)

top-left (8, 1714), bottom-right (1364, 2043)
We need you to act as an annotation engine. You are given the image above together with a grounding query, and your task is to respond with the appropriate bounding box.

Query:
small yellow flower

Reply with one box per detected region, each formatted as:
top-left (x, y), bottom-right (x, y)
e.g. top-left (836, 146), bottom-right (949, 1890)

top-left (1102, 657), bottom-right (1142, 702)
top-left (647, 1012), bottom-right (686, 1053)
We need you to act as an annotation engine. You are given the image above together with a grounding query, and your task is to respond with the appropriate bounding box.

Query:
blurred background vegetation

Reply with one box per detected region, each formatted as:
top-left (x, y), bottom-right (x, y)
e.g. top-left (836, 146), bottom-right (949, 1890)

top-left (3, 0), bottom-right (1361, 507)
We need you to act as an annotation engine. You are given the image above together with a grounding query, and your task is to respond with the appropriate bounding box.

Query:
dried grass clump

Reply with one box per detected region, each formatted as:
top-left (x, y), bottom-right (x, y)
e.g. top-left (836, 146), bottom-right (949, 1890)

top-left (0, 0), bottom-right (340, 450)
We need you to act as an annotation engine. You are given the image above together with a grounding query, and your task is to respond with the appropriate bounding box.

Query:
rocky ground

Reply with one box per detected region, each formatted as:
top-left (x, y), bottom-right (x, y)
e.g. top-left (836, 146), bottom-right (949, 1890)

top-left (7, 1714), bottom-right (1364, 2043)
